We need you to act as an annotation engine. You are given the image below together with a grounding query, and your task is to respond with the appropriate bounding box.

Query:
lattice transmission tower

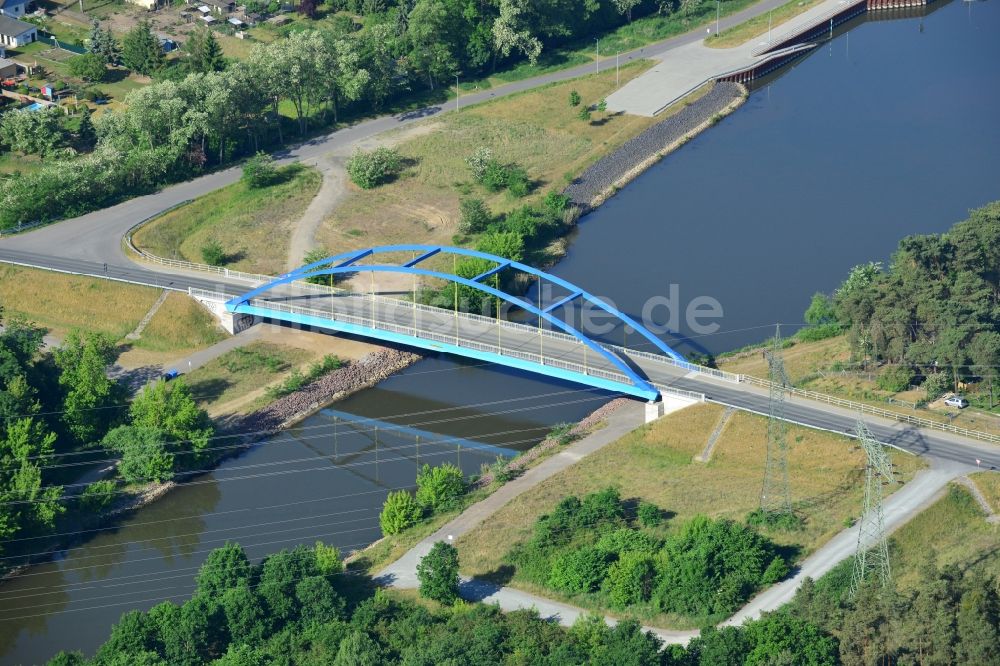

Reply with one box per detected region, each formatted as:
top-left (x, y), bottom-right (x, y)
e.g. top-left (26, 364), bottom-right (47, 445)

top-left (850, 418), bottom-right (895, 596)
top-left (760, 325), bottom-right (792, 517)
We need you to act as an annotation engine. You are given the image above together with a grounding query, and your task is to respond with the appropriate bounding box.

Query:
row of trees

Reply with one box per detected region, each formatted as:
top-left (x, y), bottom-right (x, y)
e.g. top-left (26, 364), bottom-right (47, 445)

top-left (49, 538), bottom-right (839, 665)
top-left (802, 202), bottom-right (1000, 403)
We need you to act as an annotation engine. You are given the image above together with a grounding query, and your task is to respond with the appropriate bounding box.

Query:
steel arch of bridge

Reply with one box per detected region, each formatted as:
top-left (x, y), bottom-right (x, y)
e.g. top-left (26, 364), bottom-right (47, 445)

top-left (226, 245), bottom-right (686, 401)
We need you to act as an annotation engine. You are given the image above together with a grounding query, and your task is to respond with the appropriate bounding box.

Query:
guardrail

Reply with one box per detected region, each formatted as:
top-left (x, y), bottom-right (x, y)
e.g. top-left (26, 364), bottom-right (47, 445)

top-left (739, 374), bottom-right (1000, 445)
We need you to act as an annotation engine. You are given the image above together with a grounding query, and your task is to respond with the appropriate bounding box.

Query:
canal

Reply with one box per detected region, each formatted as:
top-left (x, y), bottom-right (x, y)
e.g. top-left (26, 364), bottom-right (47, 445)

top-left (1, 0), bottom-right (997, 661)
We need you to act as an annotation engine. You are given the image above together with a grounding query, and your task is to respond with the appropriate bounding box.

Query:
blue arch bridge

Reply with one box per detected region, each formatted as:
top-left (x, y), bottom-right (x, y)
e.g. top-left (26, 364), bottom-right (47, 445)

top-left (214, 245), bottom-right (727, 406)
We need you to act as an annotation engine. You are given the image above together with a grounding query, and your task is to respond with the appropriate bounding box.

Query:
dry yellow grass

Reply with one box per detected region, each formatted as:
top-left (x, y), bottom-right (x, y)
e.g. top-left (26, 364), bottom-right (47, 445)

top-left (718, 335), bottom-right (851, 382)
top-left (456, 402), bottom-right (924, 591)
top-left (316, 62), bottom-right (661, 256)
top-left (0, 264), bottom-right (160, 338)
top-left (133, 292), bottom-right (229, 353)
top-left (969, 471), bottom-right (1000, 514)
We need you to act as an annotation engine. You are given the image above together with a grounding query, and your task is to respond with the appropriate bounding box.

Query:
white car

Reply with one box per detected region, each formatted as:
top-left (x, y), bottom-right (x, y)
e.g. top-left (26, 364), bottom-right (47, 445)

top-left (944, 396), bottom-right (969, 409)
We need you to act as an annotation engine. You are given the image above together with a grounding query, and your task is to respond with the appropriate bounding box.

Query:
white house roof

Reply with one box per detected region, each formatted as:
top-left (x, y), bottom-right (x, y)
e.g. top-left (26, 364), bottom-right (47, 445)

top-left (0, 0), bottom-right (31, 9)
top-left (0, 14), bottom-right (35, 37)
top-left (200, 14), bottom-right (215, 22)
top-left (227, 17), bottom-right (243, 25)
top-left (197, 4), bottom-right (211, 11)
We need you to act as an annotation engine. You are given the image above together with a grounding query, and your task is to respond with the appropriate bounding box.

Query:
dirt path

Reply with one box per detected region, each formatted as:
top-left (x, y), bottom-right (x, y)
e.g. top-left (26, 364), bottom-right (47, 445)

top-left (955, 475), bottom-right (1000, 524)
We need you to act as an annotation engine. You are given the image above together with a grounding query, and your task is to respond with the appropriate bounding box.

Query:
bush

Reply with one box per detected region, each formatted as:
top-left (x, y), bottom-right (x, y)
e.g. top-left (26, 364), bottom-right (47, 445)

top-left (379, 490), bottom-right (423, 535)
top-left (543, 190), bottom-right (570, 213)
top-left (417, 542), bottom-right (460, 605)
top-left (506, 166), bottom-right (531, 198)
top-left (637, 501), bottom-right (662, 528)
top-left (465, 146), bottom-right (493, 182)
top-left (415, 463), bottom-right (465, 513)
top-left (80, 479), bottom-right (117, 513)
top-left (569, 90), bottom-right (581, 106)
top-left (241, 152), bottom-right (276, 188)
top-left (924, 372), bottom-right (952, 400)
top-left (577, 107), bottom-right (592, 122)
top-left (201, 239), bottom-right (226, 266)
top-left (346, 147), bottom-right (402, 189)
top-left (69, 53), bottom-right (107, 82)
top-left (876, 364), bottom-right (914, 393)
top-left (480, 160), bottom-right (510, 192)
top-left (458, 197), bottom-right (491, 234)
top-left (595, 528), bottom-right (658, 556)
top-left (606, 552), bottom-right (657, 608)
top-left (548, 546), bottom-right (608, 594)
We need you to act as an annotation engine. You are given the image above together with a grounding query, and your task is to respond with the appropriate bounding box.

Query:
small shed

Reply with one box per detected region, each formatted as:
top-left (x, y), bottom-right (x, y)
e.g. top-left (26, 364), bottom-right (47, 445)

top-left (200, 13), bottom-right (215, 23)
top-left (0, 56), bottom-right (16, 79)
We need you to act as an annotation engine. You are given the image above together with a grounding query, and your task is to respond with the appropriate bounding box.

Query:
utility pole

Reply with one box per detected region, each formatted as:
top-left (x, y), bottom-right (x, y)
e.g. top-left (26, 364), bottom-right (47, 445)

top-left (761, 325), bottom-right (792, 517)
top-left (616, 52), bottom-right (620, 87)
top-left (595, 39), bottom-right (599, 74)
top-left (768, 11), bottom-right (773, 44)
top-left (455, 74), bottom-right (460, 111)
top-left (850, 418), bottom-right (895, 596)
top-left (716, 0), bottom-right (720, 36)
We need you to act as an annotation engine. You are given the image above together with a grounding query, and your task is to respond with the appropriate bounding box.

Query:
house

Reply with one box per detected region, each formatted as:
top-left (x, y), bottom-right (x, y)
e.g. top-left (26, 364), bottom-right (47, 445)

top-left (126, 0), bottom-right (164, 9)
top-left (202, 0), bottom-right (234, 14)
top-left (156, 33), bottom-right (177, 52)
top-left (0, 0), bottom-right (30, 19)
top-left (0, 14), bottom-right (36, 48)
top-left (0, 56), bottom-right (17, 79)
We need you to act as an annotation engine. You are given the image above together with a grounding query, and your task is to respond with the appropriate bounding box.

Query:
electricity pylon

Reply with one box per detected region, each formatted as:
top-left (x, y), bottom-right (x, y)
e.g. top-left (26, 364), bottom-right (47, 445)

top-left (761, 325), bottom-right (792, 517)
top-left (850, 418), bottom-right (895, 596)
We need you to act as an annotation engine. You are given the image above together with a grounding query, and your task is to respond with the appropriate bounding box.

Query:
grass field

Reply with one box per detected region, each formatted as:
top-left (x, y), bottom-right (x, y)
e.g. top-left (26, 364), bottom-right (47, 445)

top-left (889, 484), bottom-right (1000, 590)
top-left (969, 471), bottom-right (1000, 514)
top-left (705, 0), bottom-right (823, 48)
top-left (0, 264), bottom-right (161, 339)
top-left (317, 62), bottom-right (666, 257)
top-left (455, 402), bottom-right (923, 627)
top-left (184, 342), bottom-right (316, 413)
top-left (132, 164), bottom-right (321, 275)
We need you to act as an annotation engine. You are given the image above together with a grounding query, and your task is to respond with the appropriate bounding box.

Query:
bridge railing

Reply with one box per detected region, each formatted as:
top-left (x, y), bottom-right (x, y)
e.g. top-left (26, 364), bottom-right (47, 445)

top-left (739, 374), bottom-right (1000, 445)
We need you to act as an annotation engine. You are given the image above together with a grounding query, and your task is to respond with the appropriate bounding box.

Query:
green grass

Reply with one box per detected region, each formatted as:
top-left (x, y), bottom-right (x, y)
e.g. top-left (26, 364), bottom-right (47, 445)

top-left (455, 402), bottom-right (924, 629)
top-left (132, 164), bottom-right (322, 275)
top-left (184, 342), bottom-right (313, 411)
top-left (889, 484), bottom-right (1000, 591)
top-left (706, 0), bottom-right (823, 48)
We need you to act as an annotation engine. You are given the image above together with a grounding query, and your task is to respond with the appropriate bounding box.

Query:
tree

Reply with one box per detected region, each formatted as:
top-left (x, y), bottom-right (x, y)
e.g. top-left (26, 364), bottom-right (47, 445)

top-left (612, 0), bottom-right (641, 22)
top-left (569, 90), bottom-right (581, 106)
top-left (417, 541), bottom-right (460, 604)
top-left (195, 542), bottom-right (252, 597)
top-left (744, 612), bottom-right (838, 665)
top-left (493, 0), bottom-right (542, 65)
top-left (0, 418), bottom-right (62, 550)
top-left (88, 21), bottom-right (120, 66)
top-left (122, 21), bottom-right (164, 76)
top-left (0, 107), bottom-right (67, 157)
top-left (549, 546), bottom-right (608, 594)
top-left (241, 152), bottom-right (276, 188)
top-left (129, 377), bottom-right (213, 462)
top-left (69, 53), bottom-right (108, 83)
top-left (606, 552), bottom-right (656, 608)
top-left (955, 578), bottom-right (1000, 665)
top-left (77, 106), bottom-right (96, 150)
top-left (185, 26), bottom-right (225, 74)
top-left (298, 0), bottom-right (318, 18)
top-left (54, 330), bottom-right (122, 446)
top-left (102, 425), bottom-right (174, 484)
top-left (458, 197), bottom-right (491, 234)
top-left (970, 331), bottom-right (1000, 407)
top-left (333, 631), bottom-right (386, 666)
top-left (407, 0), bottom-right (460, 89)
top-left (379, 490), bottom-right (423, 535)
top-left (415, 462), bottom-right (465, 512)
top-left (319, 33), bottom-right (368, 123)
top-left (265, 30), bottom-right (330, 135)
top-left (476, 230), bottom-right (524, 263)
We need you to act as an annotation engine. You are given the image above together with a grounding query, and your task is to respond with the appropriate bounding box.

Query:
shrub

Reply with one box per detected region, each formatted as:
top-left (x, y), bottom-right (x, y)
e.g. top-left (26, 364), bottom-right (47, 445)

top-left (201, 239), bottom-right (226, 266)
top-left (379, 490), bottom-right (423, 535)
top-left (596, 99), bottom-right (607, 113)
top-left (346, 147), bottom-right (402, 189)
top-left (480, 160), bottom-right (510, 192)
top-left (458, 197), bottom-right (491, 234)
top-left (637, 501), bottom-right (662, 528)
top-left (69, 53), bottom-right (107, 82)
top-left (506, 166), bottom-right (531, 198)
top-left (606, 552), bottom-right (657, 608)
top-left (543, 190), bottom-right (570, 213)
top-left (577, 107), bottom-right (592, 122)
top-left (314, 541), bottom-right (343, 575)
top-left (569, 90), bottom-right (581, 106)
top-left (415, 463), bottom-right (465, 513)
top-left (241, 152), bottom-right (276, 188)
top-left (80, 479), bottom-right (117, 513)
top-left (417, 542), bottom-right (460, 605)
top-left (924, 372), bottom-right (952, 400)
top-left (465, 146), bottom-right (493, 182)
top-left (876, 365), bottom-right (915, 393)
top-left (549, 546), bottom-right (608, 594)
top-left (761, 556), bottom-right (790, 585)
top-left (576, 487), bottom-right (624, 527)
top-left (595, 528), bottom-right (658, 556)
